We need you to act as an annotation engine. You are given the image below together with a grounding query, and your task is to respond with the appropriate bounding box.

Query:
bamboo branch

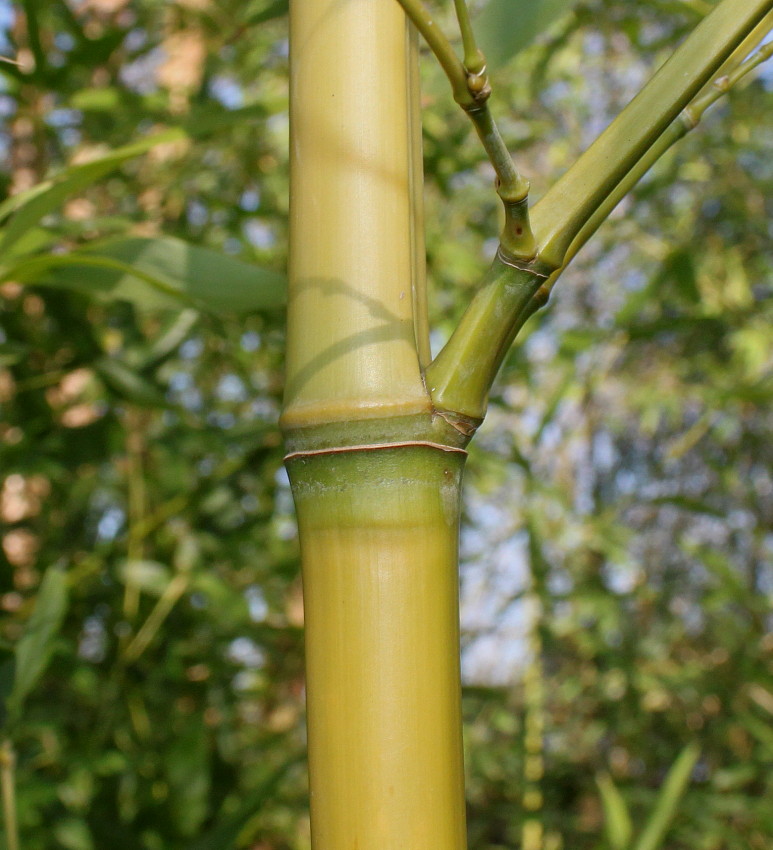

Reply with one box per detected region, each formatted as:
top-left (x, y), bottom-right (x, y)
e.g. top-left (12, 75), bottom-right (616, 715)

top-left (394, 0), bottom-right (536, 259)
top-left (427, 0), bottom-right (773, 422)
top-left (520, 32), bottom-right (773, 324)
top-left (122, 573), bottom-right (190, 663)
top-left (530, 0), bottom-right (773, 269)
top-left (453, 0), bottom-right (485, 74)
top-left (564, 34), bottom-right (773, 271)
top-left (426, 256), bottom-right (551, 422)
top-left (394, 0), bottom-right (471, 106)
top-left (408, 24), bottom-right (432, 369)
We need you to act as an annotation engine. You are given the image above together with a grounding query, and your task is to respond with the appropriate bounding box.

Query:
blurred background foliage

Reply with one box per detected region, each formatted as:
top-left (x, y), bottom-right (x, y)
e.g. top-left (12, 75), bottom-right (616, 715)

top-left (0, 0), bottom-right (771, 848)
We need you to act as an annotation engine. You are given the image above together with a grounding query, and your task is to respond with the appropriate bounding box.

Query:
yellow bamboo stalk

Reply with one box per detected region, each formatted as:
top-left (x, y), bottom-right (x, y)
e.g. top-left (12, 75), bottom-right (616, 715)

top-left (282, 0), bottom-right (431, 430)
top-left (283, 0), bottom-right (469, 846)
top-left (289, 448), bottom-right (467, 849)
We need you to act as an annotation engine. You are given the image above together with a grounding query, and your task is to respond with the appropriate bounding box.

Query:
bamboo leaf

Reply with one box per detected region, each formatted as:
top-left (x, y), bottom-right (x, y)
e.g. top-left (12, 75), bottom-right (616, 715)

top-left (596, 773), bottom-right (633, 850)
top-left (476, 0), bottom-right (579, 67)
top-left (188, 758), bottom-right (300, 850)
top-left (739, 712), bottom-right (773, 755)
top-left (95, 357), bottom-right (171, 408)
top-left (0, 342), bottom-right (29, 367)
top-left (133, 309), bottom-right (200, 371)
top-left (4, 237), bottom-right (286, 314)
top-left (166, 720), bottom-right (210, 836)
top-left (7, 566), bottom-right (69, 721)
top-left (632, 742), bottom-right (700, 850)
top-left (0, 130), bottom-right (186, 256)
top-left (244, 0), bottom-right (289, 26)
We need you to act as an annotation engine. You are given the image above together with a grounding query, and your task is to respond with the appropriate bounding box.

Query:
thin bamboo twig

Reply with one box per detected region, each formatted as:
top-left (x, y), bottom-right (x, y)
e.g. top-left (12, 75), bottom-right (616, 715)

top-left (427, 15), bottom-right (773, 418)
top-left (467, 104), bottom-right (537, 260)
top-left (394, 0), bottom-right (470, 105)
top-left (453, 0), bottom-right (485, 74)
top-left (394, 0), bottom-right (537, 259)
top-left (519, 35), bottom-right (773, 324)
top-left (408, 23), bottom-right (432, 369)
top-left (122, 573), bottom-right (190, 663)
top-left (123, 411), bottom-right (148, 623)
top-left (521, 595), bottom-right (546, 850)
top-left (530, 0), bottom-right (773, 268)
top-left (1, 740), bottom-right (20, 850)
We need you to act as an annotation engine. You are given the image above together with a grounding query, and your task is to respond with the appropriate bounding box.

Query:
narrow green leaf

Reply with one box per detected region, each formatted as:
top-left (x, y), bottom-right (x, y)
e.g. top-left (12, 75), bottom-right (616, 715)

top-left (2, 226), bottom-right (59, 263)
top-left (117, 561), bottom-right (172, 598)
top-left (0, 130), bottom-right (185, 255)
top-left (133, 309), bottom-right (200, 371)
top-left (5, 237), bottom-right (286, 314)
top-left (95, 357), bottom-right (170, 408)
top-left (647, 495), bottom-right (724, 518)
top-left (0, 342), bottom-right (29, 367)
top-left (476, 0), bottom-right (578, 67)
top-left (7, 566), bottom-right (69, 720)
top-left (69, 87), bottom-right (123, 112)
top-left (633, 742), bottom-right (700, 850)
top-left (596, 773), bottom-right (633, 850)
top-left (739, 712), bottom-right (773, 755)
top-left (166, 720), bottom-right (210, 836)
top-left (244, 0), bottom-right (289, 26)
top-left (188, 758), bottom-right (301, 850)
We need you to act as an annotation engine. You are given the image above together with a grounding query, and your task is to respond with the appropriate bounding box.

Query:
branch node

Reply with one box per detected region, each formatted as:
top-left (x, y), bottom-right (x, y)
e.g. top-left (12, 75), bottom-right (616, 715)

top-left (465, 64), bottom-right (491, 104)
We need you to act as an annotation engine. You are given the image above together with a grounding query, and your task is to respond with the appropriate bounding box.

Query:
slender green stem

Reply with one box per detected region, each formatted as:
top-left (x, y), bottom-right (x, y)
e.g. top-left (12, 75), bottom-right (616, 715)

top-left (122, 573), bottom-right (190, 663)
top-left (408, 24), bottom-right (432, 369)
top-left (21, 0), bottom-right (46, 79)
top-left (395, 0), bottom-right (536, 258)
top-left (692, 35), bottom-right (773, 115)
top-left (453, 0), bottom-right (485, 73)
top-left (530, 0), bottom-right (773, 269)
top-left (426, 256), bottom-right (552, 421)
top-left (394, 0), bottom-right (472, 106)
top-left (123, 412), bottom-right (147, 623)
top-left (521, 607), bottom-right (545, 850)
top-left (1, 740), bottom-right (20, 850)
top-left (506, 35), bottom-right (773, 340)
top-left (466, 104), bottom-right (536, 259)
top-left (547, 35), bottom-right (773, 299)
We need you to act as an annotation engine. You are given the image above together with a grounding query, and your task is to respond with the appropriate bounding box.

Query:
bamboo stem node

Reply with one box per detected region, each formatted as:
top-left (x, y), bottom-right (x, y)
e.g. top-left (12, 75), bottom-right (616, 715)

top-left (496, 246), bottom-right (552, 277)
top-left (284, 440), bottom-right (468, 462)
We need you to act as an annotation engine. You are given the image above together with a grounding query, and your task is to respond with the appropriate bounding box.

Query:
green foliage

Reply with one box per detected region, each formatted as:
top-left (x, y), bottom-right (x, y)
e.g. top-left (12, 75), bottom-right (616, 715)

top-left (476, 0), bottom-right (580, 67)
top-left (633, 743), bottom-right (701, 850)
top-left (5, 567), bottom-right (69, 725)
top-left (10, 237), bottom-right (286, 314)
top-left (0, 140), bottom-right (286, 315)
top-left (597, 772), bottom-right (633, 849)
top-left (597, 743), bottom-right (701, 850)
